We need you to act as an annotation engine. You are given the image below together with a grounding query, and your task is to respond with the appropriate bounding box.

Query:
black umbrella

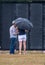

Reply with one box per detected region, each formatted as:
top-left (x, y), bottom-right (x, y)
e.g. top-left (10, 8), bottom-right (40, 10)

top-left (14, 17), bottom-right (33, 30)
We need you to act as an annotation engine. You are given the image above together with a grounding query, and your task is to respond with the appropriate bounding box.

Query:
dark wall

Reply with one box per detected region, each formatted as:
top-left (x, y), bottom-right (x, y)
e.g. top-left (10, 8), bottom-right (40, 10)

top-left (0, 3), bottom-right (45, 50)
top-left (0, 3), bottom-right (2, 50)
top-left (16, 4), bottom-right (28, 18)
top-left (42, 3), bottom-right (45, 50)
top-left (30, 3), bottom-right (42, 49)
top-left (2, 4), bottom-right (12, 49)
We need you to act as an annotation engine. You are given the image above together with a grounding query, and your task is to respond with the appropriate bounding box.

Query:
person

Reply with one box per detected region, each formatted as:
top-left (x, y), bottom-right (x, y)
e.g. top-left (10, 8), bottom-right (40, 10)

top-left (9, 21), bottom-right (18, 54)
top-left (18, 28), bottom-right (28, 54)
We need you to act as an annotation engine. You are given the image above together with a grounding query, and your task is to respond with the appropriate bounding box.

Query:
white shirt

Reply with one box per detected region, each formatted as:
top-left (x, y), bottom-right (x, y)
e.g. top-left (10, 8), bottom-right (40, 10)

top-left (9, 25), bottom-right (17, 38)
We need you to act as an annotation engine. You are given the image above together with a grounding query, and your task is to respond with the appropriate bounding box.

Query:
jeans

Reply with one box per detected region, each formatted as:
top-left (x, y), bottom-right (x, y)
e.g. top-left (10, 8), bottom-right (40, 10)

top-left (10, 38), bottom-right (17, 54)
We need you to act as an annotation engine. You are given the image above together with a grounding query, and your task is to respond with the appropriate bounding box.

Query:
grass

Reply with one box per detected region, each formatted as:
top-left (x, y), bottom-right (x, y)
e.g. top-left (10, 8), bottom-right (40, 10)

top-left (0, 50), bottom-right (45, 65)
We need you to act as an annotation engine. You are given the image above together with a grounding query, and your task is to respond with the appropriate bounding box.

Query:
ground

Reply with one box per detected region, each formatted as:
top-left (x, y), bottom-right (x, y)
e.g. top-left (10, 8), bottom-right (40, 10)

top-left (0, 50), bottom-right (45, 65)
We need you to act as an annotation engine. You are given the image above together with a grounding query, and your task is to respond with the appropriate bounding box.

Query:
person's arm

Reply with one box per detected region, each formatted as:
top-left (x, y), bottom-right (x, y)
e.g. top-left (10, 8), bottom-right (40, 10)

top-left (25, 30), bottom-right (28, 32)
top-left (15, 27), bottom-right (19, 34)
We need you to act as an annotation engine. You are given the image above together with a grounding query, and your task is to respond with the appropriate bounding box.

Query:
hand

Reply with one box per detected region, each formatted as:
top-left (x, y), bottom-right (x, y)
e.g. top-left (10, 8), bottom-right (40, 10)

top-left (25, 30), bottom-right (28, 32)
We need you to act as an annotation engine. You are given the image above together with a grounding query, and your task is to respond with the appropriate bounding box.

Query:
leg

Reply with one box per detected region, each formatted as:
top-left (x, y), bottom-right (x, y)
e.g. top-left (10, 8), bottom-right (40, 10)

top-left (23, 34), bottom-right (26, 54)
top-left (10, 38), bottom-right (15, 54)
top-left (23, 41), bottom-right (26, 54)
top-left (14, 38), bottom-right (17, 52)
top-left (19, 41), bottom-right (22, 54)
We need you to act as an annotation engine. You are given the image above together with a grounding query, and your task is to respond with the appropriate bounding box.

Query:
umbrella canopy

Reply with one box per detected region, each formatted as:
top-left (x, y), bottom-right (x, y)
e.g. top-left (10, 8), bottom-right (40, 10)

top-left (14, 17), bottom-right (33, 30)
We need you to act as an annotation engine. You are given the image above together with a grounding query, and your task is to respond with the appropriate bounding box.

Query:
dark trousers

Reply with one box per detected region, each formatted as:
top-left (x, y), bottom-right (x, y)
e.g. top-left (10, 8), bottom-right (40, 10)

top-left (10, 38), bottom-right (17, 54)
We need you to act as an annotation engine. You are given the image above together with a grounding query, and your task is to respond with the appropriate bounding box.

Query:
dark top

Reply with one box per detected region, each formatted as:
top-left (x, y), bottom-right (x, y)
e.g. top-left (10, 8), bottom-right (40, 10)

top-left (18, 29), bottom-right (26, 35)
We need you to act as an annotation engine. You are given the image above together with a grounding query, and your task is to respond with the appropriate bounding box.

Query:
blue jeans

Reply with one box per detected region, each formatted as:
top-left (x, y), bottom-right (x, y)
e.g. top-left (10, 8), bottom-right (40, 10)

top-left (10, 38), bottom-right (17, 54)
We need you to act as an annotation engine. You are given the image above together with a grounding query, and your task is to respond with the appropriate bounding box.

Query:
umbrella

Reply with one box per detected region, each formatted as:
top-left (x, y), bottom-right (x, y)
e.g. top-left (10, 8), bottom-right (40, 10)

top-left (14, 17), bottom-right (33, 30)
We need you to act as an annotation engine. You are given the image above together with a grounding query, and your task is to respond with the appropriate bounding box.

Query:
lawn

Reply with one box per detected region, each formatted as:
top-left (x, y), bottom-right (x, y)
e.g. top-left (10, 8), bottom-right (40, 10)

top-left (0, 50), bottom-right (45, 65)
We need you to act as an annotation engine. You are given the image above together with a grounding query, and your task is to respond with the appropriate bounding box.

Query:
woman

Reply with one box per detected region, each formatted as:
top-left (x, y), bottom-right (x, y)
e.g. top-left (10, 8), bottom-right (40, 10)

top-left (18, 28), bottom-right (27, 54)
